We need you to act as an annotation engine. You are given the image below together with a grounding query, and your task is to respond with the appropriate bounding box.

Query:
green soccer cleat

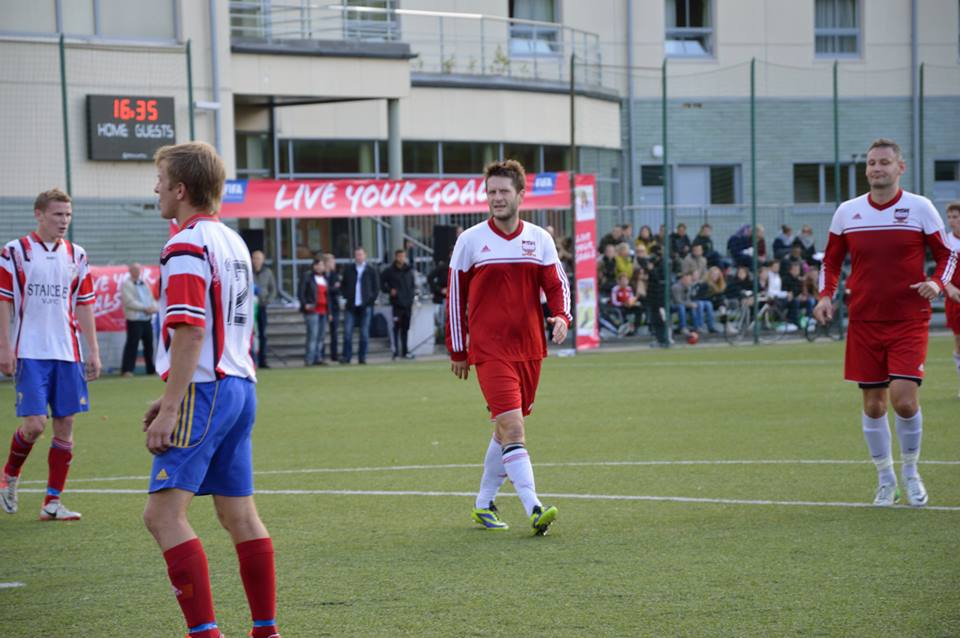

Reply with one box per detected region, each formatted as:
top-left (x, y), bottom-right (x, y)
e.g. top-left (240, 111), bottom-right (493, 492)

top-left (530, 504), bottom-right (558, 536)
top-left (472, 502), bottom-right (509, 530)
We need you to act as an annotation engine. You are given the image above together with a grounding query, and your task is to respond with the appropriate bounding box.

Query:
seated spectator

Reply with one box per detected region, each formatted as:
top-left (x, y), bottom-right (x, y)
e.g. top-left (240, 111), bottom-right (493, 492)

top-left (764, 260), bottom-right (789, 311)
top-left (773, 225), bottom-right (795, 260)
top-left (611, 274), bottom-right (641, 332)
top-left (692, 223), bottom-right (721, 267)
top-left (797, 225), bottom-right (817, 263)
top-left (780, 242), bottom-right (809, 276)
top-left (614, 242), bottom-right (634, 283)
top-left (725, 264), bottom-right (754, 308)
top-left (727, 224), bottom-right (754, 268)
top-left (672, 271), bottom-right (717, 334)
top-left (681, 243), bottom-right (707, 280)
top-left (802, 266), bottom-right (821, 308)
top-left (782, 260), bottom-right (815, 325)
top-left (755, 224), bottom-right (768, 264)
top-left (597, 243), bottom-right (618, 295)
top-left (702, 266), bottom-right (728, 314)
top-left (669, 223), bottom-right (692, 271)
top-left (636, 225), bottom-right (658, 256)
top-left (598, 225), bottom-right (624, 253)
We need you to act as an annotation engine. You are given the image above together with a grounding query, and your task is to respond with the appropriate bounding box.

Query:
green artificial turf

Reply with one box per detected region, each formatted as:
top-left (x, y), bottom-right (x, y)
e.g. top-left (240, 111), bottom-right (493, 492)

top-left (1, 337), bottom-right (958, 637)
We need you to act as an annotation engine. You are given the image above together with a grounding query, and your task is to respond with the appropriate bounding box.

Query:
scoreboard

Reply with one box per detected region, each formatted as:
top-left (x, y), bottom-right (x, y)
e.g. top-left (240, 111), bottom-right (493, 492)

top-left (86, 95), bottom-right (175, 161)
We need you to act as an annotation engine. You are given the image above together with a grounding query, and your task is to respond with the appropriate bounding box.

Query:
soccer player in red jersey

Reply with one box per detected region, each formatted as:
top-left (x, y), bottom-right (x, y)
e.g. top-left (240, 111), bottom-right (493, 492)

top-left (446, 160), bottom-right (572, 535)
top-left (945, 201), bottom-right (960, 396)
top-left (142, 142), bottom-right (280, 638)
top-left (0, 188), bottom-right (101, 521)
top-left (814, 138), bottom-right (960, 507)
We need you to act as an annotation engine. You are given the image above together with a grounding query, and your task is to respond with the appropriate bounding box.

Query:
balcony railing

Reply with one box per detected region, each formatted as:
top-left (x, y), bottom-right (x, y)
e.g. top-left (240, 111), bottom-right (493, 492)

top-left (229, 2), bottom-right (607, 89)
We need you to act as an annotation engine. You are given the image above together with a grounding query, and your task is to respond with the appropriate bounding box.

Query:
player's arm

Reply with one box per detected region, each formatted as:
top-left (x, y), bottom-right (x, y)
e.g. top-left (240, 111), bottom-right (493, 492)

top-left (0, 249), bottom-right (16, 376)
top-left (144, 323), bottom-right (204, 455)
top-left (446, 239), bottom-right (471, 379)
top-left (814, 230), bottom-right (847, 325)
top-left (538, 238), bottom-right (572, 345)
top-left (75, 269), bottom-right (100, 380)
top-left (912, 219), bottom-right (959, 301)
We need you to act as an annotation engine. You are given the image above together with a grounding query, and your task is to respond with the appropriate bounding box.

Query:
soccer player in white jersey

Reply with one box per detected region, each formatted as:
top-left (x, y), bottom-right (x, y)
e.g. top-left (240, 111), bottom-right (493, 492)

top-left (141, 143), bottom-right (280, 638)
top-left (446, 160), bottom-right (572, 535)
top-left (945, 201), bottom-right (960, 396)
top-left (0, 188), bottom-right (100, 521)
top-left (814, 139), bottom-right (960, 507)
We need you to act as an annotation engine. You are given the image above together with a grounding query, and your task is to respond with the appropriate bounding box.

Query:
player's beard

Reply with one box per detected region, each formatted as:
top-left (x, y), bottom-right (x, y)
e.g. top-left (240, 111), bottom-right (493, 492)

top-left (491, 199), bottom-right (519, 224)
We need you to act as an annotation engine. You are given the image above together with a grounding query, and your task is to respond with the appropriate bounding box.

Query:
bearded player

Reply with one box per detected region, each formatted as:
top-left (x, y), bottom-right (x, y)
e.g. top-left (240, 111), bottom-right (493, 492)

top-left (814, 138), bottom-right (960, 507)
top-left (446, 160), bottom-right (571, 535)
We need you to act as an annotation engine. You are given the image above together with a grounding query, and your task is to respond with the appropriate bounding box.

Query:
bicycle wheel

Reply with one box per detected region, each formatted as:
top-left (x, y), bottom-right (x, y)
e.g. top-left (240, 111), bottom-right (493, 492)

top-left (759, 303), bottom-right (794, 343)
top-left (724, 303), bottom-right (751, 345)
top-left (804, 317), bottom-right (820, 342)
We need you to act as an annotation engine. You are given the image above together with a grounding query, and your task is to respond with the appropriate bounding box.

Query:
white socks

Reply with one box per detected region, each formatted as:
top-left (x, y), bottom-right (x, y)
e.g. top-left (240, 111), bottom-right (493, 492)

top-left (862, 413), bottom-right (896, 486)
top-left (475, 436), bottom-right (507, 509)
top-left (895, 410), bottom-right (922, 480)
top-left (953, 352), bottom-right (960, 381)
top-left (501, 443), bottom-right (541, 517)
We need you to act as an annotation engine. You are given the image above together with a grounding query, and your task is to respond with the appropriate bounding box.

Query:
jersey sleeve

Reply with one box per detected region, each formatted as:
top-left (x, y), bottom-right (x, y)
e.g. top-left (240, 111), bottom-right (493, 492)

top-left (919, 200), bottom-right (958, 289)
top-left (0, 245), bottom-right (13, 303)
top-left (444, 235), bottom-right (471, 361)
top-left (818, 208), bottom-right (848, 300)
top-left (160, 240), bottom-right (208, 329)
top-left (75, 249), bottom-right (95, 306)
top-left (538, 234), bottom-right (572, 326)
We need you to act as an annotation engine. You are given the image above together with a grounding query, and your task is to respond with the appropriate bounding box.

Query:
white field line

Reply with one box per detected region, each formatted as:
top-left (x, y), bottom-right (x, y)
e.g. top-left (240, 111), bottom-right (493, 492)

top-left (15, 486), bottom-right (960, 511)
top-left (17, 458), bottom-right (960, 485)
top-left (0, 582), bottom-right (25, 589)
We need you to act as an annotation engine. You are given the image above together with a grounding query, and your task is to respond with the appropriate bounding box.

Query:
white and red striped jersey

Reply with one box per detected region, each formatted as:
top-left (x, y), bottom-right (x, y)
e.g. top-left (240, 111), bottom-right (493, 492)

top-left (947, 229), bottom-right (960, 253)
top-left (446, 218), bottom-right (572, 364)
top-left (0, 233), bottom-right (95, 362)
top-left (819, 189), bottom-right (958, 321)
top-left (156, 214), bottom-right (256, 383)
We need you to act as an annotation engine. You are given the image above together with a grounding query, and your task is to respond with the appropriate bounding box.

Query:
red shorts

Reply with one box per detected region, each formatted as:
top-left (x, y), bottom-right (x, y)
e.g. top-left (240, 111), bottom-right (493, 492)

top-left (946, 299), bottom-right (960, 335)
top-left (845, 319), bottom-right (928, 385)
top-left (474, 359), bottom-right (542, 418)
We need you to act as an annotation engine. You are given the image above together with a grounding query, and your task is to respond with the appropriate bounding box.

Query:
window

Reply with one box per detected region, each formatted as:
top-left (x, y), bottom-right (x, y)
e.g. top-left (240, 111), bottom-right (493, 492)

top-left (793, 162), bottom-right (868, 203)
top-left (815, 0), bottom-right (860, 57)
top-left (442, 142), bottom-right (498, 175)
top-left (509, 0), bottom-right (560, 57)
top-left (542, 146), bottom-right (571, 172)
top-left (641, 165), bottom-right (665, 187)
top-left (933, 160), bottom-right (960, 202)
top-left (0, 0), bottom-right (176, 40)
top-left (665, 0), bottom-right (714, 57)
top-left (503, 144), bottom-right (539, 172)
top-left (402, 142), bottom-right (439, 174)
top-left (934, 160), bottom-right (959, 182)
top-left (235, 133), bottom-right (272, 177)
top-left (709, 166), bottom-right (736, 204)
top-left (291, 140), bottom-right (374, 174)
top-left (343, 0), bottom-right (398, 41)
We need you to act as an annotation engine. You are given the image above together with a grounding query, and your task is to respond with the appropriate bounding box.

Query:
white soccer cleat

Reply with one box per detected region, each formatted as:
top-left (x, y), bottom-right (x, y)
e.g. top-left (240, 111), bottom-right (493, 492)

top-left (872, 483), bottom-right (899, 507)
top-left (39, 500), bottom-right (82, 521)
top-left (902, 475), bottom-right (928, 508)
top-left (0, 474), bottom-right (18, 514)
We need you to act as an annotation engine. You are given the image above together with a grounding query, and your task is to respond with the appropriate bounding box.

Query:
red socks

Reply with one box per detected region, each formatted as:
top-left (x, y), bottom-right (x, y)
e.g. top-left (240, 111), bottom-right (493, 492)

top-left (44, 437), bottom-right (73, 505)
top-left (237, 538), bottom-right (278, 637)
top-left (163, 539), bottom-right (218, 637)
top-left (3, 428), bottom-right (34, 477)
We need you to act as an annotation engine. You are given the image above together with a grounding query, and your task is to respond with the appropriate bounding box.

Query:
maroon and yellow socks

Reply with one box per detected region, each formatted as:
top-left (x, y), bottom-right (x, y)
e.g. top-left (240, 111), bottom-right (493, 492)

top-left (163, 538), bottom-right (217, 637)
top-left (237, 537), bottom-right (278, 638)
top-left (44, 437), bottom-right (72, 506)
top-left (4, 428), bottom-right (34, 477)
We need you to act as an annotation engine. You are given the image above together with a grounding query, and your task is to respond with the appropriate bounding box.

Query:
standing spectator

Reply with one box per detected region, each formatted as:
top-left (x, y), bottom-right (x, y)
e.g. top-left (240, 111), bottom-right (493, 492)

top-left (381, 249), bottom-right (416, 360)
top-left (636, 225), bottom-right (658, 255)
top-left (251, 250), bottom-right (276, 369)
top-left (121, 262), bottom-right (158, 377)
top-left (773, 225), bottom-right (796, 260)
top-left (598, 225), bottom-right (624, 253)
top-left (642, 248), bottom-right (669, 346)
top-left (323, 253), bottom-right (341, 363)
top-left (597, 243), bottom-right (618, 295)
top-left (797, 224), bottom-right (817, 263)
top-left (340, 246), bottom-right (379, 365)
top-left (428, 250), bottom-right (450, 342)
top-left (298, 258), bottom-right (328, 366)
top-left (681, 243), bottom-right (707, 280)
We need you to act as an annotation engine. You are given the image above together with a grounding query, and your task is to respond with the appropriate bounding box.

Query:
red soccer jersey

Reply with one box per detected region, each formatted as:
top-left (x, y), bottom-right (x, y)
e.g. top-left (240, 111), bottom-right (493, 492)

top-left (611, 284), bottom-right (633, 307)
top-left (818, 190), bottom-right (958, 322)
top-left (314, 275), bottom-right (328, 315)
top-left (446, 218), bottom-right (572, 364)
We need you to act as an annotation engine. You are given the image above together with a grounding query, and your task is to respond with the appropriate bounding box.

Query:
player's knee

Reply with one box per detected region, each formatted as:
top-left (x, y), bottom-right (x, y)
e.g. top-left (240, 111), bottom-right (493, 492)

top-left (495, 416), bottom-right (525, 445)
top-left (892, 397), bottom-right (918, 419)
top-left (20, 417), bottom-right (46, 441)
top-left (863, 402), bottom-right (886, 419)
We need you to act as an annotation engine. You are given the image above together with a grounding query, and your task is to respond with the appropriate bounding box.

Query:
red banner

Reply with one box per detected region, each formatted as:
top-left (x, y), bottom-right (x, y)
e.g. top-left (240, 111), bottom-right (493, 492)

top-left (573, 174), bottom-right (600, 351)
top-left (219, 173), bottom-right (574, 218)
top-left (90, 265), bottom-right (159, 333)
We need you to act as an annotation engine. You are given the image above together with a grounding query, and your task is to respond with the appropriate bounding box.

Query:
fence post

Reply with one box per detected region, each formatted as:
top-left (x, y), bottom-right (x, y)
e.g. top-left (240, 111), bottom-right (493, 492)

top-left (187, 39), bottom-right (196, 140)
top-left (750, 58), bottom-right (759, 344)
top-left (569, 53), bottom-right (577, 342)
top-left (918, 62), bottom-right (924, 195)
top-left (832, 60), bottom-right (840, 209)
top-left (58, 34), bottom-right (73, 241)
top-left (661, 58), bottom-right (671, 347)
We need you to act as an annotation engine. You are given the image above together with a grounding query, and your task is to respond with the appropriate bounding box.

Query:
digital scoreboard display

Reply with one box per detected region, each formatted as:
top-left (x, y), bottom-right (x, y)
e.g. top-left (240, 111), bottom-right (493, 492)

top-left (86, 95), bottom-right (176, 161)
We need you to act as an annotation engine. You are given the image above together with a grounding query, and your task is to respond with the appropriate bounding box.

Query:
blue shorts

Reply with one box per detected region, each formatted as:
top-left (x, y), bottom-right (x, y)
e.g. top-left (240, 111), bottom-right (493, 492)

top-left (15, 359), bottom-right (89, 418)
top-left (149, 376), bottom-right (257, 497)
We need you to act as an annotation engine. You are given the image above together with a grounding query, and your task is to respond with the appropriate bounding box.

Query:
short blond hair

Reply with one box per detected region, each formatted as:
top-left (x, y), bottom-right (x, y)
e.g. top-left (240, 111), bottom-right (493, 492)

top-left (34, 187), bottom-right (71, 212)
top-left (867, 138), bottom-right (902, 159)
top-left (154, 142), bottom-right (226, 212)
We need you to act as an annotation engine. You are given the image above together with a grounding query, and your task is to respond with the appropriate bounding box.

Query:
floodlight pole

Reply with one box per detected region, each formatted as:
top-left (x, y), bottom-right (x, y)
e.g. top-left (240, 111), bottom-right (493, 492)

top-left (750, 58), bottom-right (759, 344)
top-left (661, 58), bottom-right (671, 347)
top-left (58, 34), bottom-right (73, 241)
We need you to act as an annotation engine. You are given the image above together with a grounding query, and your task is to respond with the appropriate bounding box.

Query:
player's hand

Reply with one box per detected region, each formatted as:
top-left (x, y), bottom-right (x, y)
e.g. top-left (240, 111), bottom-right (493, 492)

top-left (450, 358), bottom-right (470, 380)
top-left (813, 297), bottom-right (833, 325)
top-left (0, 342), bottom-right (13, 377)
top-left (84, 353), bottom-right (101, 381)
top-left (145, 406), bottom-right (178, 455)
top-left (547, 316), bottom-right (568, 344)
top-left (143, 398), bottom-right (162, 432)
top-left (945, 282), bottom-right (960, 303)
top-left (909, 280), bottom-right (941, 300)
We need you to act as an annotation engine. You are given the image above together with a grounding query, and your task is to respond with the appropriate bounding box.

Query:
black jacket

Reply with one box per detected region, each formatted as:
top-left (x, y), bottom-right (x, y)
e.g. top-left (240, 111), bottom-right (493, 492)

top-left (381, 262), bottom-right (416, 307)
top-left (341, 261), bottom-right (380, 309)
top-left (325, 268), bottom-right (342, 314)
top-left (298, 270), bottom-right (319, 313)
top-left (427, 261), bottom-right (448, 304)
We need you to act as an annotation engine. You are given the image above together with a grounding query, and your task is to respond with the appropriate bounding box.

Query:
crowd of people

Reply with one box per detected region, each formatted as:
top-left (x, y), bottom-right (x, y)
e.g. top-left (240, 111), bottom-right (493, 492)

top-left (597, 221), bottom-right (824, 344)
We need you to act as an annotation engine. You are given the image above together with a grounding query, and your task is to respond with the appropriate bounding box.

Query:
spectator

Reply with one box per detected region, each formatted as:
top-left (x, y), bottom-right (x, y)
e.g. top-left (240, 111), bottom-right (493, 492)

top-left (773, 225), bottom-right (795, 260)
top-left (765, 260), bottom-right (789, 314)
top-left (802, 267), bottom-right (821, 312)
top-left (727, 224), bottom-right (754, 268)
top-left (120, 262), bottom-right (158, 377)
top-left (782, 260), bottom-right (814, 325)
top-left (781, 242), bottom-right (809, 275)
top-left (692, 223), bottom-right (720, 267)
top-left (610, 273), bottom-right (641, 332)
top-left (702, 265), bottom-right (728, 314)
top-left (339, 246), bottom-right (379, 365)
top-left (681, 243), bottom-right (707, 279)
top-left (323, 253), bottom-right (342, 363)
top-left (597, 243), bottom-right (618, 295)
top-left (669, 223), bottom-right (692, 262)
top-left (298, 258), bottom-right (328, 366)
top-left (559, 235), bottom-right (575, 276)
top-left (251, 250), bottom-right (276, 368)
top-left (381, 248), bottom-right (416, 360)
top-left (636, 224), bottom-right (658, 255)
top-left (755, 224), bottom-right (768, 263)
top-left (672, 271), bottom-right (716, 334)
top-left (641, 248), bottom-right (669, 346)
top-left (725, 264), bottom-right (754, 309)
top-left (428, 249), bottom-right (451, 343)
top-left (614, 242), bottom-right (634, 283)
top-left (797, 225), bottom-right (817, 263)
top-left (598, 225), bottom-right (624, 252)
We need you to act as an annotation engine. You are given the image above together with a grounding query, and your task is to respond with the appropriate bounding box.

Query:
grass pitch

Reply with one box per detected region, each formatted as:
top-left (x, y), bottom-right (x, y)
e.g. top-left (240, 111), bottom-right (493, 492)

top-left (1, 337), bottom-right (959, 637)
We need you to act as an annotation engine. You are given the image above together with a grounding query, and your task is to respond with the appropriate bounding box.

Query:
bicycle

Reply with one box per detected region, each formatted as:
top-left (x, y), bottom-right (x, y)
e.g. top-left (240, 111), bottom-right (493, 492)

top-left (724, 294), bottom-right (796, 345)
top-left (805, 291), bottom-right (847, 342)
